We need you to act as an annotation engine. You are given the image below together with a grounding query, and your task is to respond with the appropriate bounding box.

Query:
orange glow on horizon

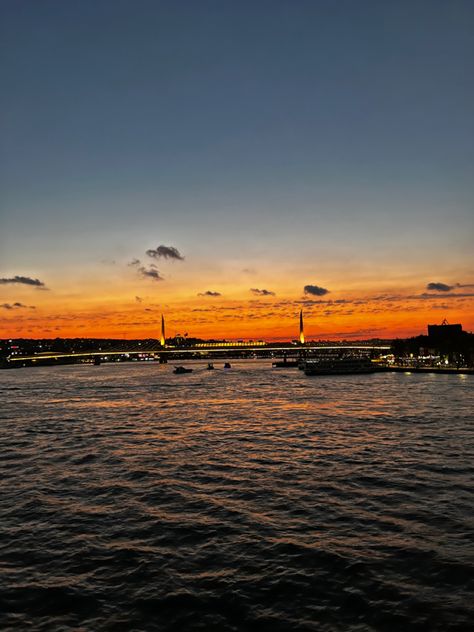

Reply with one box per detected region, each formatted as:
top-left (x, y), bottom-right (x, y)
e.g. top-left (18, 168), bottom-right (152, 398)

top-left (1, 266), bottom-right (473, 340)
top-left (1, 293), bottom-right (472, 341)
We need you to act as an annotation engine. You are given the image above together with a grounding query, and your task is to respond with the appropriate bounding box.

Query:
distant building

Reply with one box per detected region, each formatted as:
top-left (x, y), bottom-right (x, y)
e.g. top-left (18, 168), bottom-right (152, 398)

top-left (428, 322), bottom-right (463, 339)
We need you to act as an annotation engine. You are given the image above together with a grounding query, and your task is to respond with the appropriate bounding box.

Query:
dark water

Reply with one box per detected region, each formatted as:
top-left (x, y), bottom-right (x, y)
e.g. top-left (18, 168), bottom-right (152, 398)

top-left (1, 361), bottom-right (473, 631)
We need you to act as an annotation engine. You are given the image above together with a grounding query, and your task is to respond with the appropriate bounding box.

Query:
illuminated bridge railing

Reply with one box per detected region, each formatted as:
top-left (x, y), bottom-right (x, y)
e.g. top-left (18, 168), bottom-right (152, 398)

top-left (193, 341), bottom-right (267, 348)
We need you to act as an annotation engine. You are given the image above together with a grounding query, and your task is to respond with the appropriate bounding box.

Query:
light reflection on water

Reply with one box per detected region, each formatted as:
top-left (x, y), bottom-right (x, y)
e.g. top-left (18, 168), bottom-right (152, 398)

top-left (1, 360), bottom-right (473, 631)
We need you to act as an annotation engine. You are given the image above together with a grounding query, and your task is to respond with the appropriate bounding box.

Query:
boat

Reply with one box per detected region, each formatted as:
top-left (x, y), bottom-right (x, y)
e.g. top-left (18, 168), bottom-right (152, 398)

top-left (272, 359), bottom-right (300, 367)
top-left (206, 363), bottom-right (214, 370)
top-left (173, 366), bottom-right (193, 374)
top-left (304, 357), bottom-right (376, 375)
top-left (224, 362), bottom-right (231, 369)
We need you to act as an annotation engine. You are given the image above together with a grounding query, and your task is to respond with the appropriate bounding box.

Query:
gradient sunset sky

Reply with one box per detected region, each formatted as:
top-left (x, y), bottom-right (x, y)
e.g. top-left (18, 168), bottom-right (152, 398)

top-left (1, 0), bottom-right (473, 340)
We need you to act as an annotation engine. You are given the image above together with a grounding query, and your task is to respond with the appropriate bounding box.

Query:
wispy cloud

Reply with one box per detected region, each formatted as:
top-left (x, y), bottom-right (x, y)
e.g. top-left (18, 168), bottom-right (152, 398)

top-left (198, 291), bottom-right (221, 297)
top-left (426, 282), bottom-right (452, 292)
top-left (138, 265), bottom-right (164, 281)
top-left (146, 245), bottom-right (184, 261)
top-left (315, 327), bottom-right (387, 339)
top-left (304, 284), bottom-right (329, 297)
top-left (297, 298), bottom-right (348, 306)
top-left (250, 288), bottom-right (275, 296)
top-left (128, 259), bottom-right (163, 281)
top-left (411, 292), bottom-right (474, 300)
top-left (1, 302), bottom-right (36, 310)
top-left (0, 275), bottom-right (46, 288)
top-left (427, 281), bottom-right (474, 292)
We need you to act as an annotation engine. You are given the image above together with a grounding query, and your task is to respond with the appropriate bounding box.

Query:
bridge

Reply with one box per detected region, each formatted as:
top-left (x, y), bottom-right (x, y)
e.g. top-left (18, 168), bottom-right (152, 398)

top-left (3, 311), bottom-right (391, 367)
top-left (4, 340), bottom-right (391, 367)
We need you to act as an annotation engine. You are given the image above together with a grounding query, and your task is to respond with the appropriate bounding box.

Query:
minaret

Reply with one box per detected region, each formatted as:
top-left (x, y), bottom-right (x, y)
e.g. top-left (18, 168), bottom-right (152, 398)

top-left (299, 309), bottom-right (305, 344)
top-left (160, 314), bottom-right (166, 347)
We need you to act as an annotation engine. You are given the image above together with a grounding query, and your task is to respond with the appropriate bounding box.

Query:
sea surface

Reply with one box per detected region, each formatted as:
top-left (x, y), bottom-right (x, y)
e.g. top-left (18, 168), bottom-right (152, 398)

top-left (1, 360), bottom-right (473, 631)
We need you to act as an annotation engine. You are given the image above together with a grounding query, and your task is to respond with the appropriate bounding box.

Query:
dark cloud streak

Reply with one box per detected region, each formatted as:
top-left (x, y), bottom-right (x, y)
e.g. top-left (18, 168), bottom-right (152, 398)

top-left (427, 282), bottom-right (452, 292)
top-left (1, 302), bottom-right (36, 310)
top-left (411, 292), bottom-right (474, 300)
top-left (250, 288), bottom-right (275, 296)
top-left (146, 245), bottom-right (184, 261)
top-left (0, 275), bottom-right (45, 287)
top-left (138, 265), bottom-right (164, 281)
top-left (304, 284), bottom-right (329, 296)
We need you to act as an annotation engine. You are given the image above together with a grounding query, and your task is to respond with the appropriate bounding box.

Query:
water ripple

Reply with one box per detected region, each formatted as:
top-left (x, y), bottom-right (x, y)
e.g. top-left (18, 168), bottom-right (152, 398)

top-left (0, 361), bottom-right (473, 630)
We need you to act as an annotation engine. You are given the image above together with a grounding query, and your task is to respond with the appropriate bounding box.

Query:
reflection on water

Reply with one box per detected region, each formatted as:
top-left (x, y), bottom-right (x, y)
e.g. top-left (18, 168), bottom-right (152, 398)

top-left (1, 361), bottom-right (473, 631)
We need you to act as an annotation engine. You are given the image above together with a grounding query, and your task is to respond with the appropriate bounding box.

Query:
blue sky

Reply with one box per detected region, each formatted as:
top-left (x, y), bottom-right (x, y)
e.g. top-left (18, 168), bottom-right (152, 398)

top-left (1, 1), bottom-right (473, 338)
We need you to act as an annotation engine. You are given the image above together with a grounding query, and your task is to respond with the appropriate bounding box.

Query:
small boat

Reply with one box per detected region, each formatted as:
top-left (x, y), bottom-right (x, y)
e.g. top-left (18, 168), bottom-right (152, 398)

top-left (206, 363), bottom-right (214, 370)
top-left (224, 362), bottom-right (231, 369)
top-left (304, 357), bottom-right (375, 376)
top-left (94, 356), bottom-right (101, 366)
top-left (173, 366), bottom-right (193, 374)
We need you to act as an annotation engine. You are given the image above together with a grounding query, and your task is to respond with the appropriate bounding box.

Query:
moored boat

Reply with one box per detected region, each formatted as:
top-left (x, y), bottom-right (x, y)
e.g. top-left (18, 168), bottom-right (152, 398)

top-left (304, 357), bottom-right (375, 375)
top-left (272, 359), bottom-right (300, 367)
top-left (173, 366), bottom-right (193, 374)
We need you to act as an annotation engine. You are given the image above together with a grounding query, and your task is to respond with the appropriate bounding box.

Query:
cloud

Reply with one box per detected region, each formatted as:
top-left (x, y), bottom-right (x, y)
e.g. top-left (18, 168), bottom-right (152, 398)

top-left (128, 258), bottom-right (141, 267)
top-left (411, 292), bottom-right (474, 300)
top-left (0, 275), bottom-right (46, 287)
top-left (242, 268), bottom-right (256, 274)
top-left (315, 327), bottom-right (387, 339)
top-left (426, 281), bottom-right (474, 293)
top-left (135, 296), bottom-right (143, 303)
top-left (304, 284), bottom-right (329, 296)
top-left (250, 288), bottom-right (275, 296)
top-left (146, 245), bottom-right (184, 261)
top-left (198, 291), bottom-right (221, 297)
top-left (426, 282), bottom-right (452, 292)
top-left (138, 265), bottom-right (164, 281)
top-left (1, 302), bottom-right (35, 310)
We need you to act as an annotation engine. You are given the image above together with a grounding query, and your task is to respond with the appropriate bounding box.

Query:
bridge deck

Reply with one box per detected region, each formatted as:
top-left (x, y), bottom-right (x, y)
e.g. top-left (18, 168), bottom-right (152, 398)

top-left (7, 343), bottom-right (391, 363)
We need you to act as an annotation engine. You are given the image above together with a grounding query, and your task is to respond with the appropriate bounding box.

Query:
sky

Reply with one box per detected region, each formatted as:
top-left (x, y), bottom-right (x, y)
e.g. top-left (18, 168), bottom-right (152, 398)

top-left (1, 0), bottom-right (473, 340)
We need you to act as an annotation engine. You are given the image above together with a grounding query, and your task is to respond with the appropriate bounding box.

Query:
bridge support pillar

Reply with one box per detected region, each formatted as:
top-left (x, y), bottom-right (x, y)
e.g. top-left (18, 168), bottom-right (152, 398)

top-left (158, 352), bottom-right (168, 364)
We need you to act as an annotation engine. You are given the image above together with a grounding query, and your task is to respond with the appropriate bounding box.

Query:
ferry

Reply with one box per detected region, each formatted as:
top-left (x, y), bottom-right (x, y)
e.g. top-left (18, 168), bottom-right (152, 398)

top-left (304, 357), bottom-right (376, 376)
